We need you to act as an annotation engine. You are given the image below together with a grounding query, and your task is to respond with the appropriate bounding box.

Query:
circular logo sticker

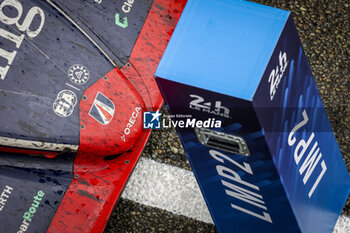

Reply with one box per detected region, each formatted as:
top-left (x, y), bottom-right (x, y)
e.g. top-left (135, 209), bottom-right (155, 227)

top-left (68, 64), bottom-right (90, 85)
top-left (53, 90), bottom-right (78, 117)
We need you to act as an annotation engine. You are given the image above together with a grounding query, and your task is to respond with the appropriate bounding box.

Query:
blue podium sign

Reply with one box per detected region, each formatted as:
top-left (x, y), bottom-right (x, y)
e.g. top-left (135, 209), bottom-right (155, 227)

top-left (155, 0), bottom-right (350, 232)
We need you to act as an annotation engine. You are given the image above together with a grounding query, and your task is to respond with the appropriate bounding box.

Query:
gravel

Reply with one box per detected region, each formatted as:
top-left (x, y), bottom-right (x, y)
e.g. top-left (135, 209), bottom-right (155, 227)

top-left (142, 106), bottom-right (191, 171)
top-left (105, 199), bottom-right (216, 233)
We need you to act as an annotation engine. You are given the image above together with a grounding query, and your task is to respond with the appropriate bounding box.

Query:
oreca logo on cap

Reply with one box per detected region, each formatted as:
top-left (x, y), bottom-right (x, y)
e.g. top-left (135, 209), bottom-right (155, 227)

top-left (0, 0), bottom-right (45, 81)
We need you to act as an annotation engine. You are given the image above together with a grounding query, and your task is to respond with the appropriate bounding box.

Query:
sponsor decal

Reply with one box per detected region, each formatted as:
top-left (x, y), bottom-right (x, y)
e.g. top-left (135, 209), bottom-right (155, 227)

top-left (121, 106), bottom-right (141, 142)
top-left (0, 185), bottom-right (13, 212)
top-left (115, 0), bottom-right (136, 28)
top-left (268, 51), bottom-right (289, 100)
top-left (68, 64), bottom-right (90, 85)
top-left (17, 190), bottom-right (45, 233)
top-left (143, 111), bottom-right (161, 129)
top-left (288, 110), bottom-right (327, 198)
top-left (189, 94), bottom-right (230, 118)
top-left (115, 13), bottom-right (128, 28)
top-left (89, 92), bottom-right (115, 125)
top-left (121, 0), bottom-right (135, 13)
top-left (0, 0), bottom-right (45, 80)
top-left (53, 89), bottom-right (77, 117)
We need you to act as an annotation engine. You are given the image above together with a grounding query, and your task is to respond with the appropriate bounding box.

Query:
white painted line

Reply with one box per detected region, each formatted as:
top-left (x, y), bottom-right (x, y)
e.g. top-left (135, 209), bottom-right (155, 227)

top-left (334, 216), bottom-right (350, 233)
top-left (122, 157), bottom-right (350, 232)
top-left (122, 157), bottom-right (213, 223)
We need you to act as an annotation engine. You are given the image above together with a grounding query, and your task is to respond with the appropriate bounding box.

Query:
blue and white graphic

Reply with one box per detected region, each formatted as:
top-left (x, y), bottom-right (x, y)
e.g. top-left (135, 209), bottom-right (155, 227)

top-left (143, 111), bottom-right (161, 129)
top-left (89, 92), bottom-right (115, 125)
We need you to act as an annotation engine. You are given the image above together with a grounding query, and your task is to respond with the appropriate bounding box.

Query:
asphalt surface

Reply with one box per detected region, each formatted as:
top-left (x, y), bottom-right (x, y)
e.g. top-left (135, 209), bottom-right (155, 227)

top-left (104, 0), bottom-right (350, 232)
